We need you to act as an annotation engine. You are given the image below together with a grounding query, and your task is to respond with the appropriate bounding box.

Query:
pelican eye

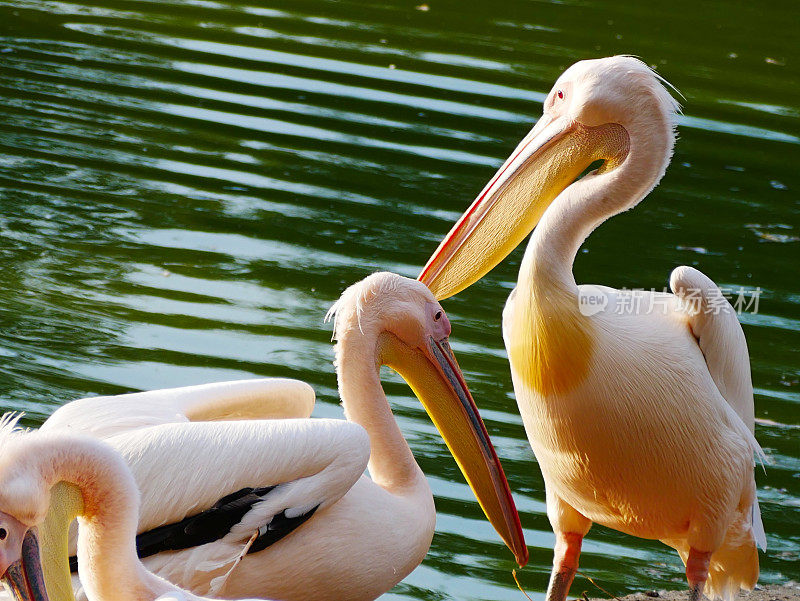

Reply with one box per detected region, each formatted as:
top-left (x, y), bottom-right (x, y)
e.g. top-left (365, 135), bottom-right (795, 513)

top-left (434, 310), bottom-right (443, 322)
top-left (0, 528), bottom-right (7, 540)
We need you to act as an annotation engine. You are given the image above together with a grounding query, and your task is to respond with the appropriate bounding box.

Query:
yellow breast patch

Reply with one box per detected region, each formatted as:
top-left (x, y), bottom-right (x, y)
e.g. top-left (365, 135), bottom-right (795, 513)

top-left (507, 282), bottom-right (594, 397)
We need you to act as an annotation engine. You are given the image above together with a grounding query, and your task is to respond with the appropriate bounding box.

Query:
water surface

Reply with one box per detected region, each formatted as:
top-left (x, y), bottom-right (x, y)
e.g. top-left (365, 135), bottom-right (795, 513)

top-left (0, 1), bottom-right (798, 599)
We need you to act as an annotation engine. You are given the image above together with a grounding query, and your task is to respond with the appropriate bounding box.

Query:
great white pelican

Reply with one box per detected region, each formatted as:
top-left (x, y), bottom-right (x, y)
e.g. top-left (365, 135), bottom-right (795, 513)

top-left (0, 273), bottom-right (526, 601)
top-left (418, 56), bottom-right (765, 601)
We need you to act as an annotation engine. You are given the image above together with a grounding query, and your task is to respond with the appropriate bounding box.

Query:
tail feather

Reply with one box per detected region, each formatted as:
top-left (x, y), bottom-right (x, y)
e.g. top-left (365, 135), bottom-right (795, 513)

top-left (752, 497), bottom-right (767, 552)
top-left (705, 541), bottom-right (759, 601)
top-left (668, 510), bottom-right (760, 601)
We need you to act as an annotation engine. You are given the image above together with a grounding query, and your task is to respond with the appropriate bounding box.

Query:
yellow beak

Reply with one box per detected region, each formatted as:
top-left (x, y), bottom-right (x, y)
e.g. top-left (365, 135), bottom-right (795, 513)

top-left (381, 332), bottom-right (529, 566)
top-left (418, 115), bottom-right (629, 300)
top-left (38, 482), bottom-right (83, 601)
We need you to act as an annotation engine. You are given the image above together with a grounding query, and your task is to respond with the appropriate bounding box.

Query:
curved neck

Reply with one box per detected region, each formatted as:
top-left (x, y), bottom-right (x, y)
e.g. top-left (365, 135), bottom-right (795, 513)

top-left (334, 328), bottom-right (420, 492)
top-left (524, 118), bottom-right (673, 293)
top-left (32, 434), bottom-right (172, 601)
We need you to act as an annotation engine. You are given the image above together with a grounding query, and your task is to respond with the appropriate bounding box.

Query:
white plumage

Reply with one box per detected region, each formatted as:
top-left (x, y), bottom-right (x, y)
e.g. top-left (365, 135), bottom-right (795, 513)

top-left (38, 379), bottom-right (376, 600)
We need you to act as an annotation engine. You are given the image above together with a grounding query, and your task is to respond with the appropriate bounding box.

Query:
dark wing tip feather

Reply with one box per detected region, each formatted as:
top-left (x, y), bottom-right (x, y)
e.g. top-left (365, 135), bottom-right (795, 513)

top-left (69, 485), bottom-right (319, 572)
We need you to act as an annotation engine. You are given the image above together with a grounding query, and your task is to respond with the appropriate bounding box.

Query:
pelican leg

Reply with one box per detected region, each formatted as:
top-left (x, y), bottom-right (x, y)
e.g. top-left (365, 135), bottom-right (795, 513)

top-left (686, 547), bottom-right (712, 601)
top-left (546, 532), bottom-right (583, 601)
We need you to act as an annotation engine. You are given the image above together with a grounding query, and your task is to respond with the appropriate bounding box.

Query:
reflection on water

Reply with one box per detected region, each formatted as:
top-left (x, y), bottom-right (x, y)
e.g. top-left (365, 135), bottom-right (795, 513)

top-left (0, 0), bottom-right (798, 599)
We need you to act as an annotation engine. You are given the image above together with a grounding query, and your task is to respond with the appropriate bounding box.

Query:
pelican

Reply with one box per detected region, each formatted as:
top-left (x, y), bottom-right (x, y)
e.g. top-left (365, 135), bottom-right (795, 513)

top-left (418, 56), bottom-right (764, 601)
top-left (0, 272), bottom-right (526, 601)
top-left (0, 419), bottom-right (267, 601)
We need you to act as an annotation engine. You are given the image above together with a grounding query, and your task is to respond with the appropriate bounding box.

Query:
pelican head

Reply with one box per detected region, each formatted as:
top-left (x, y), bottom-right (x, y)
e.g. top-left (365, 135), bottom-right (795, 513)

top-left (328, 272), bottom-right (528, 566)
top-left (0, 419), bottom-right (136, 601)
top-left (0, 418), bottom-right (55, 601)
top-left (419, 56), bottom-right (681, 299)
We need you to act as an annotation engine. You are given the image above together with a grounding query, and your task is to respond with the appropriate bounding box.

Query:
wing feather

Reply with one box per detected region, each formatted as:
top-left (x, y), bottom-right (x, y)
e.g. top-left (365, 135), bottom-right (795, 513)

top-left (66, 419), bottom-right (370, 562)
top-left (670, 266), bottom-right (766, 550)
top-left (669, 266), bottom-right (754, 430)
top-left (41, 379), bottom-right (315, 438)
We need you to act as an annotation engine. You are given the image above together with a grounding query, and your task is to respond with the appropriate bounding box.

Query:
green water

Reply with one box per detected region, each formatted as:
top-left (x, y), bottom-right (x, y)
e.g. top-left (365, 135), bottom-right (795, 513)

top-left (0, 1), bottom-right (797, 599)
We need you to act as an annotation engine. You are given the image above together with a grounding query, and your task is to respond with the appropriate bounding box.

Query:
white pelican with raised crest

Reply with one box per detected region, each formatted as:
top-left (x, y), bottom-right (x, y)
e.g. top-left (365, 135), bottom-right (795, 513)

top-left (418, 56), bottom-right (765, 601)
top-left (0, 273), bottom-right (527, 601)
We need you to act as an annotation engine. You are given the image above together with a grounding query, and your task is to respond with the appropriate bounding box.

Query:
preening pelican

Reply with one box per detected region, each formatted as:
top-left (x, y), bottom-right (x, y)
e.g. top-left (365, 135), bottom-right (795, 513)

top-left (1, 273), bottom-right (526, 601)
top-left (418, 56), bottom-right (764, 601)
top-left (0, 420), bottom-right (266, 601)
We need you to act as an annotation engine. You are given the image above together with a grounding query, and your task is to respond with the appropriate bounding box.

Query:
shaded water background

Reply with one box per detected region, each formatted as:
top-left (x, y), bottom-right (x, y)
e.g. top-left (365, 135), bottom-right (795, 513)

top-left (0, 1), bottom-right (798, 599)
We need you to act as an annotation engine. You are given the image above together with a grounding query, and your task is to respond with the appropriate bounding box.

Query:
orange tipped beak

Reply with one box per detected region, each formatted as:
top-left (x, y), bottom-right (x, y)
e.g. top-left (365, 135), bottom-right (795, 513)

top-left (419, 115), bottom-right (629, 300)
top-left (423, 336), bottom-right (529, 567)
top-left (382, 332), bottom-right (528, 566)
